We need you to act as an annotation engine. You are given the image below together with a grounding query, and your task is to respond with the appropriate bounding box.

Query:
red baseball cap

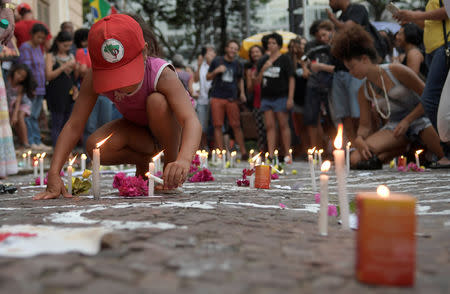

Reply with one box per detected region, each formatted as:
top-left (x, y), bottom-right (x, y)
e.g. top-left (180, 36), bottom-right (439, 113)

top-left (18, 3), bottom-right (32, 16)
top-left (88, 14), bottom-right (145, 93)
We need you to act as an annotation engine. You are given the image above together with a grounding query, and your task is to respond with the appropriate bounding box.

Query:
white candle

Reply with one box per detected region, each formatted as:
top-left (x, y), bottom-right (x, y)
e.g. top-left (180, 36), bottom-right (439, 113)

top-left (93, 134), bottom-right (113, 200)
top-left (249, 149), bottom-right (254, 162)
top-left (67, 155), bottom-right (77, 195)
top-left (39, 152), bottom-right (46, 187)
top-left (289, 148), bottom-right (293, 163)
top-left (92, 147), bottom-right (100, 199)
top-left (148, 162), bottom-right (155, 197)
top-left (274, 150), bottom-right (279, 166)
top-left (33, 160), bottom-right (38, 177)
top-left (27, 151), bottom-right (31, 168)
top-left (308, 149), bottom-right (317, 192)
top-left (22, 153), bottom-right (26, 168)
top-left (231, 151), bottom-right (236, 168)
top-left (265, 152), bottom-right (269, 164)
top-left (318, 149), bottom-right (323, 168)
top-left (212, 150), bottom-right (216, 163)
top-left (333, 124), bottom-right (349, 230)
top-left (314, 149), bottom-right (318, 167)
top-left (415, 149), bottom-right (423, 167)
top-left (222, 150), bottom-right (226, 168)
top-left (346, 142), bottom-right (351, 174)
top-left (81, 154), bottom-right (87, 171)
top-left (319, 161), bottom-right (331, 236)
top-left (152, 150), bottom-right (164, 174)
top-left (148, 173), bottom-right (164, 185)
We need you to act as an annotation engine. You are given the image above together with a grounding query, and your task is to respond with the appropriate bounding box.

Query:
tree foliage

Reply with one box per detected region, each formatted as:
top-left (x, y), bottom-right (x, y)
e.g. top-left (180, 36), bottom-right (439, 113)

top-left (84, 0), bottom-right (271, 62)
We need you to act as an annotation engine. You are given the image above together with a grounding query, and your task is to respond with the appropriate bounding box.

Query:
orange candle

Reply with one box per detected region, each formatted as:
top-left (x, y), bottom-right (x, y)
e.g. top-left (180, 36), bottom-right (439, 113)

top-left (254, 165), bottom-right (270, 189)
top-left (356, 185), bottom-right (416, 286)
top-left (398, 156), bottom-right (407, 169)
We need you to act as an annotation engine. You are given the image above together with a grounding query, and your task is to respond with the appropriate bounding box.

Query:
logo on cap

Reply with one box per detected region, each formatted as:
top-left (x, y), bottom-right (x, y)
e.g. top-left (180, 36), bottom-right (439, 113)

top-left (101, 39), bottom-right (124, 63)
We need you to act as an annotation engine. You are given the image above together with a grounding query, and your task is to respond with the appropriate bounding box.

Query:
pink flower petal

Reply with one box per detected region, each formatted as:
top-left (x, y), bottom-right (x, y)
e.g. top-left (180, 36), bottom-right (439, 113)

top-left (328, 205), bottom-right (337, 216)
top-left (279, 203), bottom-right (286, 209)
top-left (314, 193), bottom-right (321, 204)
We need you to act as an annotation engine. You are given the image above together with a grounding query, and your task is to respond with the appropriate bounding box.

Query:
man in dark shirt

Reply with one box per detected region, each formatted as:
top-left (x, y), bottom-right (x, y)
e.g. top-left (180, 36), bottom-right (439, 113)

top-left (326, 0), bottom-right (368, 142)
top-left (207, 40), bottom-right (248, 159)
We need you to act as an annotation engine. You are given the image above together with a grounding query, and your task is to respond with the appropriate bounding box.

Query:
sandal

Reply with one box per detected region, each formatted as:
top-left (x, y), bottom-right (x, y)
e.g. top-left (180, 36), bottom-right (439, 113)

top-left (353, 155), bottom-right (383, 170)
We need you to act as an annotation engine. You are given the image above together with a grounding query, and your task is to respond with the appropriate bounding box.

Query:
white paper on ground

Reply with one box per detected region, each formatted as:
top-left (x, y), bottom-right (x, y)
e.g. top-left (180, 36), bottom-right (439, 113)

top-left (0, 225), bottom-right (111, 258)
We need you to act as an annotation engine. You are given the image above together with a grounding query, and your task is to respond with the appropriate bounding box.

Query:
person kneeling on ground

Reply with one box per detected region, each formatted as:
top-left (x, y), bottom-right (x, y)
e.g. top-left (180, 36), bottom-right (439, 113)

top-left (331, 25), bottom-right (450, 169)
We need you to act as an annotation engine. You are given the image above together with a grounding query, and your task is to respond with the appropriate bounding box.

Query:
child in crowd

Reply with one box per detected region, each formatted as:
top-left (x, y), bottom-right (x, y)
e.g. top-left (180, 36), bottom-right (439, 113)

top-left (6, 63), bottom-right (36, 149)
top-left (34, 14), bottom-right (201, 200)
top-left (331, 25), bottom-right (450, 169)
top-left (45, 31), bottom-right (78, 146)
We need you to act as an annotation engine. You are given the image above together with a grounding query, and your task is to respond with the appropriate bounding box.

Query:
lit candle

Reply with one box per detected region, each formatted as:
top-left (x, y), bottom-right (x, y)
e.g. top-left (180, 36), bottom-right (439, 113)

top-left (415, 150), bottom-right (423, 167)
top-left (265, 152), bottom-right (269, 164)
top-left (22, 153), bottom-right (26, 168)
top-left (274, 149), bottom-right (279, 166)
top-left (289, 148), bottom-right (293, 163)
top-left (212, 150), bottom-right (216, 163)
top-left (333, 124), bottom-right (349, 230)
top-left (80, 154), bottom-right (87, 171)
top-left (254, 164), bottom-right (270, 189)
top-left (356, 185), bottom-right (416, 286)
top-left (398, 155), bottom-right (407, 169)
top-left (93, 133), bottom-right (113, 200)
top-left (250, 152), bottom-right (261, 168)
top-left (230, 151), bottom-right (236, 168)
top-left (27, 150), bottom-right (32, 168)
top-left (314, 148), bottom-right (318, 167)
top-left (33, 159), bottom-right (38, 177)
top-left (308, 148), bottom-right (317, 192)
top-left (318, 149), bottom-right (323, 168)
top-left (147, 162), bottom-right (155, 197)
top-left (319, 160), bottom-right (331, 236)
top-left (346, 142), bottom-right (351, 174)
top-left (222, 150), bottom-right (226, 168)
top-left (67, 155), bottom-right (77, 195)
top-left (39, 152), bottom-right (46, 187)
top-left (249, 149), bottom-right (254, 161)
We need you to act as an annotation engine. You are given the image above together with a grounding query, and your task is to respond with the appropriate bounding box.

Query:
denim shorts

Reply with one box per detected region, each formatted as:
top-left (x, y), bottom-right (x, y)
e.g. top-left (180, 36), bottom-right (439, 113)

top-left (196, 104), bottom-right (209, 132)
top-left (331, 71), bottom-right (363, 119)
top-left (260, 96), bottom-right (288, 112)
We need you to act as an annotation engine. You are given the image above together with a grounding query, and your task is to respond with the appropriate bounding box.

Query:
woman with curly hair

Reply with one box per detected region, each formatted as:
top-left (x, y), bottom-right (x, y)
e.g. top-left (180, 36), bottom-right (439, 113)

top-left (331, 25), bottom-right (450, 169)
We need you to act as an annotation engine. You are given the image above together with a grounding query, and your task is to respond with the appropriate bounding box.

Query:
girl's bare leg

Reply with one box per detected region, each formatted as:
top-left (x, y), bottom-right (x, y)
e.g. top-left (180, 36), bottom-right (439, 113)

top-left (350, 129), bottom-right (408, 166)
top-left (275, 111), bottom-right (291, 156)
top-left (264, 110), bottom-right (276, 156)
top-left (419, 126), bottom-right (450, 164)
top-left (17, 111), bottom-right (29, 146)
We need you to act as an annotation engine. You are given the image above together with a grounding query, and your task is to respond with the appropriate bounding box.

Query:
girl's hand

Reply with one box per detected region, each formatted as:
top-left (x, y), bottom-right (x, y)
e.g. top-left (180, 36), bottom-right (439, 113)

top-left (310, 62), bottom-right (322, 73)
top-left (393, 119), bottom-right (409, 137)
top-left (286, 98), bottom-right (294, 111)
top-left (10, 112), bottom-right (18, 125)
top-left (393, 10), bottom-right (417, 25)
top-left (262, 59), bottom-right (273, 71)
top-left (355, 136), bottom-right (372, 161)
top-left (163, 159), bottom-right (190, 189)
top-left (33, 173), bottom-right (72, 200)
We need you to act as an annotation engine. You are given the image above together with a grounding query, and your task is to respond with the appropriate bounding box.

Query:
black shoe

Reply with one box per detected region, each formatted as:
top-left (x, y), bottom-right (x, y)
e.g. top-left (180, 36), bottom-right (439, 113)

top-left (0, 184), bottom-right (17, 194)
top-left (354, 155), bottom-right (382, 170)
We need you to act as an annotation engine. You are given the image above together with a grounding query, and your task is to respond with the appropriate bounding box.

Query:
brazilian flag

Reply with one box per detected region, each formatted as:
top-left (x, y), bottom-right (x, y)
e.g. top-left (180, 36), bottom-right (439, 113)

top-left (90, 0), bottom-right (115, 23)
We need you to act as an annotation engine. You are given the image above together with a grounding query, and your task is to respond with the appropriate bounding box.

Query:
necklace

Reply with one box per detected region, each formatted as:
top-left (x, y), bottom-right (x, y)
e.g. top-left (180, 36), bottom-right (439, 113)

top-left (368, 66), bottom-right (391, 119)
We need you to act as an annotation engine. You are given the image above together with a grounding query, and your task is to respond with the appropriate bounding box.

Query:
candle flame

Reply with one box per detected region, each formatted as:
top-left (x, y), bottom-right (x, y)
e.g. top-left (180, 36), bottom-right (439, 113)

top-left (265, 152), bottom-right (269, 158)
top-left (22, 153), bottom-right (26, 158)
top-left (319, 149), bottom-right (324, 154)
top-left (289, 148), bottom-right (292, 154)
top-left (221, 150), bottom-right (226, 155)
top-left (96, 133), bottom-right (113, 148)
top-left (377, 185), bottom-right (390, 198)
top-left (196, 150), bottom-right (201, 155)
top-left (321, 160), bottom-right (331, 172)
top-left (27, 150), bottom-right (32, 155)
top-left (347, 142), bottom-right (351, 148)
top-left (212, 150), bottom-right (216, 154)
top-left (81, 154), bottom-right (87, 160)
top-left (69, 155), bottom-right (78, 166)
top-left (231, 151), bottom-right (237, 156)
top-left (250, 149), bottom-right (254, 155)
top-left (334, 124), bottom-right (343, 149)
top-left (33, 160), bottom-right (38, 166)
top-left (37, 153), bottom-right (41, 158)
top-left (152, 150), bottom-right (164, 161)
top-left (41, 152), bottom-right (46, 159)
top-left (416, 149), bottom-right (423, 155)
top-left (251, 152), bottom-right (262, 162)
top-left (308, 147), bottom-right (316, 155)
top-left (145, 172), bottom-right (150, 177)
top-left (274, 150), bottom-right (278, 155)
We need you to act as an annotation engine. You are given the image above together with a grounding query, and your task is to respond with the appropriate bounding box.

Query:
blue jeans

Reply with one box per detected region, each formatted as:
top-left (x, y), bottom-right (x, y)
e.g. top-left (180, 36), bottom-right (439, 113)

top-left (196, 103), bottom-right (209, 133)
top-left (422, 44), bottom-right (449, 129)
top-left (25, 95), bottom-right (44, 145)
top-left (83, 95), bottom-right (113, 150)
top-left (331, 71), bottom-right (363, 119)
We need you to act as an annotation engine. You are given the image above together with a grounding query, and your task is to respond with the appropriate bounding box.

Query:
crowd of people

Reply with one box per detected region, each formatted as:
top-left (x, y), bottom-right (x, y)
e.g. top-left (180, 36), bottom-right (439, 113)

top-left (0, 0), bottom-right (448, 188)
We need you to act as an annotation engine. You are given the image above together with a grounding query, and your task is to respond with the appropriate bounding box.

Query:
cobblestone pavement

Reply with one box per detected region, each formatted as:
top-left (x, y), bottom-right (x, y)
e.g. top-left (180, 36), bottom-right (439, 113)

top-left (0, 161), bottom-right (449, 294)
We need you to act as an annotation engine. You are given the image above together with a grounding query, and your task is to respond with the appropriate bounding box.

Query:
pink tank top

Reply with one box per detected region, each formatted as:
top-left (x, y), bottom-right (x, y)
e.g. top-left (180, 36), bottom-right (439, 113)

top-left (103, 57), bottom-right (175, 126)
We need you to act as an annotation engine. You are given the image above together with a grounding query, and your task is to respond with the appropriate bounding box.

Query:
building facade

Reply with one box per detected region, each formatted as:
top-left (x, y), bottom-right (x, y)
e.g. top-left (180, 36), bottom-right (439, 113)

top-left (17, 0), bottom-right (83, 36)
